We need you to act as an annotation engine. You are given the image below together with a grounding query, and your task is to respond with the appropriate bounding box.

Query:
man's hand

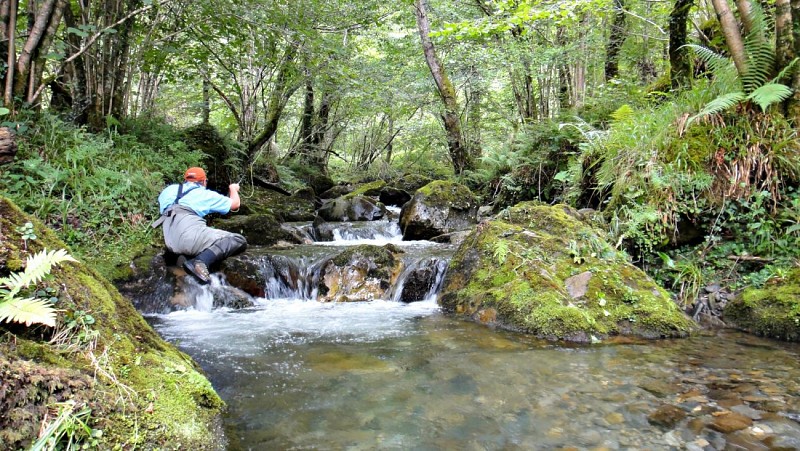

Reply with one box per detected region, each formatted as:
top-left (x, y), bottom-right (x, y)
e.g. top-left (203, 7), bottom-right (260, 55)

top-left (228, 183), bottom-right (241, 210)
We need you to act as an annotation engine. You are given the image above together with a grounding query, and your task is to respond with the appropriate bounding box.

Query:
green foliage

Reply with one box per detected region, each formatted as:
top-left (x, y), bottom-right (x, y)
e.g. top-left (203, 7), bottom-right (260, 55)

top-left (4, 113), bottom-right (203, 277)
top-left (0, 249), bottom-right (77, 328)
top-left (30, 400), bottom-right (102, 451)
top-left (685, 3), bottom-right (795, 126)
top-left (658, 252), bottom-right (703, 308)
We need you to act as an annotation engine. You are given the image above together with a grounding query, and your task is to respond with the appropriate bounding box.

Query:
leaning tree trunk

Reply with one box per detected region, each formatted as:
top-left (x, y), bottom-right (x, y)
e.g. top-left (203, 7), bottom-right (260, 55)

top-left (604, 0), bottom-right (627, 81)
top-left (669, 0), bottom-right (694, 89)
top-left (413, 0), bottom-right (474, 175)
top-left (245, 43), bottom-right (301, 165)
top-left (711, 0), bottom-right (748, 78)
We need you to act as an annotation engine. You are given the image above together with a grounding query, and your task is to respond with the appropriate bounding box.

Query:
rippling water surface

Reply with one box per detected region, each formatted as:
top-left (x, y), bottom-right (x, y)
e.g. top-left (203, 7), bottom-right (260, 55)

top-left (148, 297), bottom-right (800, 450)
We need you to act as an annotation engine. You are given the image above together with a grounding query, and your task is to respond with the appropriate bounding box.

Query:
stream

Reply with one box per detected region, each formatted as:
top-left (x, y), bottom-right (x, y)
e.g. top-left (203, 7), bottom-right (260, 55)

top-left (143, 220), bottom-right (800, 450)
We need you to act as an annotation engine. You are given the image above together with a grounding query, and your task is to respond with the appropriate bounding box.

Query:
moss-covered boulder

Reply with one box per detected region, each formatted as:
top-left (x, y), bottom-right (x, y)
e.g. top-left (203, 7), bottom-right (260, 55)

top-left (724, 271), bottom-right (800, 342)
top-left (0, 196), bottom-right (226, 449)
top-left (239, 186), bottom-right (315, 222)
top-left (318, 244), bottom-right (404, 302)
top-left (399, 180), bottom-right (478, 240)
top-left (182, 123), bottom-right (234, 192)
top-left (213, 213), bottom-right (310, 246)
top-left (438, 202), bottom-right (696, 342)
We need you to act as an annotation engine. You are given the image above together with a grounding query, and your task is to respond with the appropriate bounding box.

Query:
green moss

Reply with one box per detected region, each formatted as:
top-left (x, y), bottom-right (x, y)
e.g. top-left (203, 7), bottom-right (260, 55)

top-left (344, 180), bottom-right (386, 199)
top-left (0, 196), bottom-right (225, 449)
top-left (724, 270), bottom-right (800, 341)
top-left (416, 180), bottom-right (476, 210)
top-left (439, 203), bottom-right (696, 342)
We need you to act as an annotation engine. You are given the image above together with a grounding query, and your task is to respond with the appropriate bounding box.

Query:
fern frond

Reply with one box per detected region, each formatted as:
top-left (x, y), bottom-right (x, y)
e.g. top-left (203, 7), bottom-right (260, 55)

top-left (0, 249), bottom-right (77, 298)
top-left (746, 83), bottom-right (793, 111)
top-left (610, 105), bottom-right (635, 123)
top-left (684, 45), bottom-right (736, 77)
top-left (687, 92), bottom-right (746, 125)
top-left (0, 298), bottom-right (57, 327)
top-left (773, 58), bottom-right (799, 82)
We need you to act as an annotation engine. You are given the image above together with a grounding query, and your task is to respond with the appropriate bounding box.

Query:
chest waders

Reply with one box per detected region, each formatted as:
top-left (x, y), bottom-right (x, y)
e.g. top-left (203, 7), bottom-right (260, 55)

top-left (150, 183), bottom-right (201, 229)
top-left (152, 183), bottom-right (247, 284)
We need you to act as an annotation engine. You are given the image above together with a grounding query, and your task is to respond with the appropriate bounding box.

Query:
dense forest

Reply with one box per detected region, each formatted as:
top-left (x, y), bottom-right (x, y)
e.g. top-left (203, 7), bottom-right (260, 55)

top-left (2, 0), bottom-right (798, 292)
top-left (1, 0), bottom-right (800, 447)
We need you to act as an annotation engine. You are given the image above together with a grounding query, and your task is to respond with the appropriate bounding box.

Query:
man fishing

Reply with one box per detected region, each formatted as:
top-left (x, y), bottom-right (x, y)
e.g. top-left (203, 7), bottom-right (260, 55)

top-left (152, 167), bottom-right (247, 284)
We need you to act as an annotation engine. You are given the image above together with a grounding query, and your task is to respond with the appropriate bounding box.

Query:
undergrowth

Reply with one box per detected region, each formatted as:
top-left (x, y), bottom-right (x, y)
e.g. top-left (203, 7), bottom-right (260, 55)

top-left (2, 113), bottom-right (203, 278)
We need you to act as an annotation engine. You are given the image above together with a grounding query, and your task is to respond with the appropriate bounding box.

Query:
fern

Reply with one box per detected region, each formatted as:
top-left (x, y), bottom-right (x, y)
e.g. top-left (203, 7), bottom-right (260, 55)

top-left (493, 240), bottom-right (511, 264)
top-left (747, 83), bottom-right (793, 111)
top-left (687, 92), bottom-right (746, 125)
top-left (685, 2), bottom-right (792, 124)
top-left (0, 248), bottom-right (77, 328)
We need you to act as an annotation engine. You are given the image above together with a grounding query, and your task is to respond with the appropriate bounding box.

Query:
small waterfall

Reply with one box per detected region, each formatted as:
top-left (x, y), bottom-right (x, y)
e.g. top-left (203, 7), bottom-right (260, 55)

top-left (390, 257), bottom-right (449, 303)
top-left (132, 219), bottom-right (454, 313)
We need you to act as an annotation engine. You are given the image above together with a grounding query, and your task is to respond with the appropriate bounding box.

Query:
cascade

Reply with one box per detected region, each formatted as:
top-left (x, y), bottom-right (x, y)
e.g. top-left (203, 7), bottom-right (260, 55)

top-left (130, 219), bottom-right (454, 313)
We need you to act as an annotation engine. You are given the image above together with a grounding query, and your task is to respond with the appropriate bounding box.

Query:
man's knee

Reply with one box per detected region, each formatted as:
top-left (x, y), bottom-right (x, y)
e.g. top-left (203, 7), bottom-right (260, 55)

top-left (231, 233), bottom-right (247, 255)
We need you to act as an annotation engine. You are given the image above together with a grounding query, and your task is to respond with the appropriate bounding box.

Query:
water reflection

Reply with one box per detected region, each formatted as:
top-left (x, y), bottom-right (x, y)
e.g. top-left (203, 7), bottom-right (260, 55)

top-left (148, 299), bottom-right (800, 450)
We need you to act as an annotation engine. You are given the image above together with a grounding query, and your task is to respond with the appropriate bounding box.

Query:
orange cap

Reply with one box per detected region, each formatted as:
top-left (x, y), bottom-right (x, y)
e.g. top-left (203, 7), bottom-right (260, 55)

top-left (184, 167), bottom-right (207, 182)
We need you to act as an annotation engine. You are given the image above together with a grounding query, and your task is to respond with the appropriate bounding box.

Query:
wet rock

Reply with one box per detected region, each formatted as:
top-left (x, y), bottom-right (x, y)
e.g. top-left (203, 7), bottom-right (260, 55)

top-left (318, 196), bottom-right (386, 222)
top-left (395, 258), bottom-right (447, 303)
top-left (731, 404), bottom-right (764, 420)
top-left (379, 186), bottom-right (411, 207)
top-left (647, 404), bottom-right (687, 429)
top-left (709, 411), bottom-right (753, 433)
top-left (214, 213), bottom-right (305, 246)
top-left (430, 230), bottom-right (473, 246)
top-left (639, 380), bottom-right (680, 398)
top-left (399, 180), bottom-right (478, 240)
top-left (318, 244), bottom-right (404, 302)
top-left (565, 271), bottom-right (592, 299)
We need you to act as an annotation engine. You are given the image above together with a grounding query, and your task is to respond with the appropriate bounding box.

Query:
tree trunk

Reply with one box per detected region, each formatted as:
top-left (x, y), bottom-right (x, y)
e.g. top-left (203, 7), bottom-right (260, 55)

top-left (557, 27), bottom-right (572, 110)
top-left (413, 0), bottom-right (473, 175)
top-left (0, 127), bottom-right (17, 165)
top-left (201, 77), bottom-right (210, 124)
top-left (787, 0), bottom-right (800, 122)
top-left (775, 0), bottom-right (793, 73)
top-left (3, 0), bottom-right (17, 107)
top-left (711, 0), bottom-right (748, 78)
top-left (669, 0), bottom-right (694, 89)
top-left (604, 0), bottom-right (627, 81)
top-left (245, 43), bottom-right (300, 164)
top-left (13, 0), bottom-right (58, 100)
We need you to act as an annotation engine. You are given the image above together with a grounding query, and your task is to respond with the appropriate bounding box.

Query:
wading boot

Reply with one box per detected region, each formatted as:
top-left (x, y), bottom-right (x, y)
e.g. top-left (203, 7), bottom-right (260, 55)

top-left (183, 259), bottom-right (211, 284)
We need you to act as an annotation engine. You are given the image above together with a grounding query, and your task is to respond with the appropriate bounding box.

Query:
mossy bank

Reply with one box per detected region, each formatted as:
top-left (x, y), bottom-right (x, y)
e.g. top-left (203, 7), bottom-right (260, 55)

top-left (0, 196), bottom-right (226, 449)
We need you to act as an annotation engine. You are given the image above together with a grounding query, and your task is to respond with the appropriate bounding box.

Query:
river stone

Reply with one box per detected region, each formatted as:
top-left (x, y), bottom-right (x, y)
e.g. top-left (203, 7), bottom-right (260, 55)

top-left (317, 244), bottom-right (404, 302)
top-left (647, 404), bottom-right (687, 429)
top-left (723, 269), bottom-right (800, 342)
top-left (565, 271), bottom-right (593, 299)
top-left (379, 186), bottom-right (412, 207)
top-left (318, 195), bottom-right (386, 222)
top-left (241, 186), bottom-right (316, 221)
top-left (709, 412), bottom-right (753, 433)
top-left (399, 180), bottom-right (478, 240)
top-left (213, 213), bottom-right (304, 246)
top-left (438, 202), bottom-right (697, 342)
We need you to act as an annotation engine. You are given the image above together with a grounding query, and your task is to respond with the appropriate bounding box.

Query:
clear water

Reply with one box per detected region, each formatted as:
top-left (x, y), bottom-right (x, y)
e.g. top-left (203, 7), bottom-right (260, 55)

top-left (148, 298), bottom-right (800, 450)
top-left (144, 222), bottom-right (800, 450)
